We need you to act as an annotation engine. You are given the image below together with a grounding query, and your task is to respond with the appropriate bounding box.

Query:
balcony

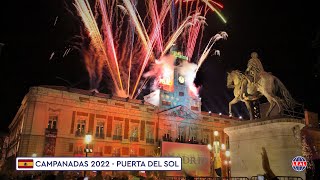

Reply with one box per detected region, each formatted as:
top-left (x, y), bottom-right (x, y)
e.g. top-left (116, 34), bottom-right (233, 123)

top-left (75, 130), bottom-right (85, 137)
top-left (130, 137), bottom-right (139, 142)
top-left (112, 135), bottom-right (122, 141)
top-left (45, 128), bottom-right (58, 134)
top-left (162, 133), bottom-right (174, 142)
top-left (95, 133), bottom-right (105, 139)
top-left (45, 128), bottom-right (57, 138)
top-left (146, 138), bottom-right (154, 144)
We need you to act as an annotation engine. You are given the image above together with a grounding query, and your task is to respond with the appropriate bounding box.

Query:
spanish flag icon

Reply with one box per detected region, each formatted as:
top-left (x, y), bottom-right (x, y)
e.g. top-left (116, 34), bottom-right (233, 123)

top-left (18, 159), bottom-right (34, 168)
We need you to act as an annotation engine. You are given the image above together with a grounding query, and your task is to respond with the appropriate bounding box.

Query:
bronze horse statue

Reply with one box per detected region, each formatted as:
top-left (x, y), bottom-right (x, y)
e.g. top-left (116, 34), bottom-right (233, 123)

top-left (227, 70), bottom-right (295, 120)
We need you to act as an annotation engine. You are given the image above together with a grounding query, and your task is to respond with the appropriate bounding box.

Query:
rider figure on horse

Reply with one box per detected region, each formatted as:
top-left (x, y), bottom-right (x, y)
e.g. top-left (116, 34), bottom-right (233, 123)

top-left (245, 52), bottom-right (264, 83)
top-left (241, 52), bottom-right (265, 99)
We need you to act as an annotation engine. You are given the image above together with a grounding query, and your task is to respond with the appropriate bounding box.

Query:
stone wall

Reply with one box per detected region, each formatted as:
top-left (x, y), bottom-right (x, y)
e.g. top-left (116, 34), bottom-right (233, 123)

top-left (224, 118), bottom-right (306, 179)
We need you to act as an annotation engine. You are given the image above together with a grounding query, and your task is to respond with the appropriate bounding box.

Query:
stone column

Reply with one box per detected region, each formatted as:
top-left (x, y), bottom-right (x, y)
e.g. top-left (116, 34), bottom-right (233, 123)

top-left (224, 118), bottom-right (305, 179)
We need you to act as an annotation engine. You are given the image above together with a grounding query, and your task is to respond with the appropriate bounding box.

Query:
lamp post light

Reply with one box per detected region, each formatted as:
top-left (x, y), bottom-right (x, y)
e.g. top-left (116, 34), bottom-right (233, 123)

top-left (84, 134), bottom-right (93, 177)
top-left (225, 150), bottom-right (231, 179)
top-left (212, 131), bottom-right (219, 177)
top-left (221, 144), bottom-right (226, 150)
top-left (213, 131), bottom-right (219, 154)
top-left (225, 150), bottom-right (230, 157)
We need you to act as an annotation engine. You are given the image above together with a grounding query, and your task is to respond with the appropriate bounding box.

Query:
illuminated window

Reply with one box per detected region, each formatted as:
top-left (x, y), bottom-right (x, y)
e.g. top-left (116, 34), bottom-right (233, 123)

top-left (114, 123), bottom-right (122, 136)
top-left (130, 126), bottom-right (139, 142)
top-left (113, 123), bottom-right (122, 140)
top-left (95, 122), bottom-right (104, 138)
top-left (202, 134), bottom-right (209, 144)
top-left (146, 126), bottom-right (154, 139)
top-left (48, 116), bottom-right (58, 129)
top-left (76, 120), bottom-right (86, 136)
top-left (162, 100), bottom-right (171, 106)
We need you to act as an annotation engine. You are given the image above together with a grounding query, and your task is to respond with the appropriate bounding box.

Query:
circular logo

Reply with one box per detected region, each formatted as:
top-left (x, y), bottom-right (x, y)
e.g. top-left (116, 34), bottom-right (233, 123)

top-left (291, 156), bottom-right (307, 172)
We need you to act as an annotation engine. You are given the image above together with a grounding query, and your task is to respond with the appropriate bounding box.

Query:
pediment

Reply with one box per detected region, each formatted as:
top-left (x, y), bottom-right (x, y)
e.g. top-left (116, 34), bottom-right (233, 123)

top-left (159, 105), bottom-right (199, 119)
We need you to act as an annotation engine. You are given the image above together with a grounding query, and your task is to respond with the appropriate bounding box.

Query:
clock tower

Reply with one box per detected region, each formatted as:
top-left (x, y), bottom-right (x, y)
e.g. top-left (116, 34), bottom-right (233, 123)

top-left (144, 51), bottom-right (202, 113)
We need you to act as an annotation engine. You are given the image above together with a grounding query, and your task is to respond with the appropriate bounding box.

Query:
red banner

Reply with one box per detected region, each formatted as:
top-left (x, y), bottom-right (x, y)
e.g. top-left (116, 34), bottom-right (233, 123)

top-left (161, 142), bottom-right (210, 177)
top-left (43, 129), bottom-right (57, 156)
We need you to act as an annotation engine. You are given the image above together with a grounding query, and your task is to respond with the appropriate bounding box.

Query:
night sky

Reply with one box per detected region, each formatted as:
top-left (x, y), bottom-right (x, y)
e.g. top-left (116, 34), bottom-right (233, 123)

top-left (0, 0), bottom-right (319, 133)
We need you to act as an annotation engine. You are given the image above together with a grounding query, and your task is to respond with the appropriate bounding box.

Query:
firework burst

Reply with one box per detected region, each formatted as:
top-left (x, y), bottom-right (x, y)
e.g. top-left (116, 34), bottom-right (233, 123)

top-left (72, 0), bottom-right (226, 98)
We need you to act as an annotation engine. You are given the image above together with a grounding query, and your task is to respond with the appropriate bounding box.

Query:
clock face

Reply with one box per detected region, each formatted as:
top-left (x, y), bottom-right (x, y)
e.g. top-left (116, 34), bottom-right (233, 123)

top-left (178, 76), bottom-right (185, 84)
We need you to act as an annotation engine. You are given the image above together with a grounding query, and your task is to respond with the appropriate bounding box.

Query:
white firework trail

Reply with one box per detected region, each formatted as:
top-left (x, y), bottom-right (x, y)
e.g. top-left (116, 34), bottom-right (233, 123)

top-left (49, 52), bottom-right (55, 60)
top-left (54, 16), bottom-right (59, 26)
top-left (195, 31), bottom-right (228, 73)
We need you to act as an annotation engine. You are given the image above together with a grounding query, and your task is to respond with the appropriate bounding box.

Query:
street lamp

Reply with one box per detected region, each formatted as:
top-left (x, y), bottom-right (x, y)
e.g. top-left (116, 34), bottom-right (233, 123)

top-left (213, 131), bottom-right (219, 154)
top-left (225, 150), bottom-right (230, 157)
top-left (212, 131), bottom-right (219, 177)
top-left (225, 150), bottom-right (231, 179)
top-left (85, 134), bottom-right (92, 145)
top-left (84, 134), bottom-right (92, 177)
top-left (221, 144), bottom-right (226, 150)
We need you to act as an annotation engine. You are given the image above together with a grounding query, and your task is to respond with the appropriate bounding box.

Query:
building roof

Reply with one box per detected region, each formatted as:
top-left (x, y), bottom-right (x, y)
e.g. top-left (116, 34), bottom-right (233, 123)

top-left (38, 85), bottom-right (154, 106)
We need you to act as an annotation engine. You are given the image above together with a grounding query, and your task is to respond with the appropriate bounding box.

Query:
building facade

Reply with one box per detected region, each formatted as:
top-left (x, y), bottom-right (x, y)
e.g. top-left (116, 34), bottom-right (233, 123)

top-left (4, 85), bottom-right (240, 176)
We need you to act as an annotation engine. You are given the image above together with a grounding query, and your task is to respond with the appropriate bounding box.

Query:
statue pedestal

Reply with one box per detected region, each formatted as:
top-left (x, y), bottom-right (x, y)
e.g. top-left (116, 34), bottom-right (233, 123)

top-left (224, 118), bottom-right (306, 179)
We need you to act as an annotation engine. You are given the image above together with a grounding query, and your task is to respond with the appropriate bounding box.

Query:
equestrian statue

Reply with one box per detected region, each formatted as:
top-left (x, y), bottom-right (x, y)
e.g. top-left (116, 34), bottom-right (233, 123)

top-left (227, 52), bottom-right (296, 120)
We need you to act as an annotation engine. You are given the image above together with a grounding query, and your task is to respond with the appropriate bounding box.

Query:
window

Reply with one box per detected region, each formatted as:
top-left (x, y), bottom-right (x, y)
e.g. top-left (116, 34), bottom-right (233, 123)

top-left (95, 122), bottom-right (104, 138)
top-left (163, 130), bottom-right (172, 141)
top-left (177, 126), bottom-right (186, 142)
top-left (113, 123), bottom-right (122, 140)
top-left (162, 100), bottom-right (171, 106)
top-left (146, 126), bottom-right (154, 144)
top-left (48, 116), bottom-right (58, 129)
top-left (76, 120), bottom-right (86, 136)
top-left (112, 147), bottom-right (121, 156)
top-left (115, 123), bottom-right (122, 136)
top-left (179, 92), bottom-right (184, 96)
top-left (202, 134), bottom-right (209, 144)
top-left (130, 126), bottom-right (139, 142)
top-left (146, 126), bottom-right (154, 139)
